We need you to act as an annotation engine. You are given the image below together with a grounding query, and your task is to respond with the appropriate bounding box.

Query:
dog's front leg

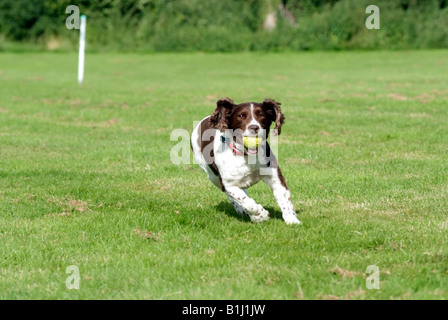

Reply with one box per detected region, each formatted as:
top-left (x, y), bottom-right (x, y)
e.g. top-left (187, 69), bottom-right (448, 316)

top-left (272, 186), bottom-right (301, 225)
top-left (225, 186), bottom-right (270, 223)
top-left (227, 189), bottom-right (248, 215)
top-left (262, 170), bottom-right (301, 225)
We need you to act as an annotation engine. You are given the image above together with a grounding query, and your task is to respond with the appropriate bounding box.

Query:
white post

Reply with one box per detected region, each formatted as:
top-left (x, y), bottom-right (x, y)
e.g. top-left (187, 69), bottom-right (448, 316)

top-left (78, 15), bottom-right (86, 85)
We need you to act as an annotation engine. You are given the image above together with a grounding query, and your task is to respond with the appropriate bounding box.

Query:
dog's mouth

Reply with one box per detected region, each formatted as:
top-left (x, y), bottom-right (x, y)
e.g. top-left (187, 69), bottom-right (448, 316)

top-left (245, 146), bottom-right (258, 155)
top-left (235, 135), bottom-right (261, 155)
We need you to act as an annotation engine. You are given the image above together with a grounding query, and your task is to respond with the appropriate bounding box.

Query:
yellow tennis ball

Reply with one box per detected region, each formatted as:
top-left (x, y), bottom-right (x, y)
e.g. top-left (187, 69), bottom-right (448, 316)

top-left (243, 136), bottom-right (260, 149)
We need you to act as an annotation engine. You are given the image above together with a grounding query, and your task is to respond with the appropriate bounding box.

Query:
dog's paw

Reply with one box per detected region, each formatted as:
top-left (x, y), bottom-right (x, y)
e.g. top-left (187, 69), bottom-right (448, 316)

top-left (249, 205), bottom-right (270, 223)
top-left (283, 213), bottom-right (301, 225)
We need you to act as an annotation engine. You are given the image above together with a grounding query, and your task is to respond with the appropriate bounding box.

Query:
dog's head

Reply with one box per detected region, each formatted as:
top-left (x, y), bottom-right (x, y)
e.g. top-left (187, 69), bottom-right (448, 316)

top-left (210, 97), bottom-right (285, 135)
top-left (209, 97), bottom-right (285, 154)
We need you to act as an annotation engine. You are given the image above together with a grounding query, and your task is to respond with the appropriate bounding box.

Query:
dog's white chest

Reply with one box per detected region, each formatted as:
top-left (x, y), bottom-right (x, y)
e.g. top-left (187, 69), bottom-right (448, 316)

top-left (215, 148), bottom-right (261, 189)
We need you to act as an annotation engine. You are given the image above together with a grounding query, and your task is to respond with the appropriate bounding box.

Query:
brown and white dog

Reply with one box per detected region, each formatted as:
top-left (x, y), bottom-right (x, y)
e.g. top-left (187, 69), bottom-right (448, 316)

top-left (191, 97), bottom-right (300, 224)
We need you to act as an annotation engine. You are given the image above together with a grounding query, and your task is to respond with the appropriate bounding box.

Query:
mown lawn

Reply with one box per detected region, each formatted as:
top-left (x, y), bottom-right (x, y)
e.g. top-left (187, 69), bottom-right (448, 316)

top-left (0, 50), bottom-right (447, 299)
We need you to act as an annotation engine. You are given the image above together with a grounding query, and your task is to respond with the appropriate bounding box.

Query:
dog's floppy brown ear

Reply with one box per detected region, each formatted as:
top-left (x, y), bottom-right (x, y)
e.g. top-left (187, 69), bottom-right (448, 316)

top-left (210, 97), bottom-right (235, 132)
top-left (263, 99), bottom-right (285, 135)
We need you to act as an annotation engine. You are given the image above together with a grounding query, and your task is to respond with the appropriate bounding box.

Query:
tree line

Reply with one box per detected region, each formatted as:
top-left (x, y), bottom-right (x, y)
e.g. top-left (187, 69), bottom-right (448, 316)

top-left (0, 0), bottom-right (447, 51)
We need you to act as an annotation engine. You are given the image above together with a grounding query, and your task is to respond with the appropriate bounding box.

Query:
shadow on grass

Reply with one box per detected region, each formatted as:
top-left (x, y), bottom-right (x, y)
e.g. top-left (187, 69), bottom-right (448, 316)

top-left (215, 201), bottom-right (286, 223)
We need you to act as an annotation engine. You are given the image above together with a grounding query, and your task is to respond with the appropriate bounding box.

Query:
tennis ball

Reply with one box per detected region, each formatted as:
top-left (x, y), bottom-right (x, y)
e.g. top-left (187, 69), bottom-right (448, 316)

top-left (243, 136), bottom-right (260, 149)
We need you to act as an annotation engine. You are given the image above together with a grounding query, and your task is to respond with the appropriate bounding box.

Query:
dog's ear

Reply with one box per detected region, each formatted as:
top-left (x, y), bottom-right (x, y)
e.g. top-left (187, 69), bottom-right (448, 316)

top-left (210, 97), bottom-right (235, 132)
top-left (263, 99), bottom-right (285, 135)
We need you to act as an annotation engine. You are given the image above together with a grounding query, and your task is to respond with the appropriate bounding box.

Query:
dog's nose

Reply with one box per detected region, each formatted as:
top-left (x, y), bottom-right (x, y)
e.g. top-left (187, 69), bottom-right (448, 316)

top-left (248, 125), bottom-right (260, 134)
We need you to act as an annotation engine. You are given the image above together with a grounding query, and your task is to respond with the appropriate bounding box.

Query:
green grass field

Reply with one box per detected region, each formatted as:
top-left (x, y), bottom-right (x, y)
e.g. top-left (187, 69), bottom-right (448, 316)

top-left (0, 50), bottom-right (447, 299)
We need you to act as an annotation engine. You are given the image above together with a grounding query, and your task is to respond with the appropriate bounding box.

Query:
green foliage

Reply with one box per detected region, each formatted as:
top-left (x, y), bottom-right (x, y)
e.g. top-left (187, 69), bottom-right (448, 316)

top-left (0, 0), bottom-right (447, 51)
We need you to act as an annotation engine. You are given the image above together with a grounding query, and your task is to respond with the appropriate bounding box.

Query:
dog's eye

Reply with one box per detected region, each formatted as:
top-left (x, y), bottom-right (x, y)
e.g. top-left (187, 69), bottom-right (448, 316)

top-left (259, 113), bottom-right (264, 117)
top-left (238, 114), bottom-right (244, 118)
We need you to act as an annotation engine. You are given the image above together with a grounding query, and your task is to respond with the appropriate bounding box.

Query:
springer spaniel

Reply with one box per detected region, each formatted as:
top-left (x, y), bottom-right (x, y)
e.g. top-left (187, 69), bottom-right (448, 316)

top-left (191, 98), bottom-right (300, 225)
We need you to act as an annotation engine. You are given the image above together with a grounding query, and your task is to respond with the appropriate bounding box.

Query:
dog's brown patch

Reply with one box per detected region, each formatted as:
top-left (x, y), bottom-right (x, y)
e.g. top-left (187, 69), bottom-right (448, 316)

top-left (195, 117), bottom-right (225, 191)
